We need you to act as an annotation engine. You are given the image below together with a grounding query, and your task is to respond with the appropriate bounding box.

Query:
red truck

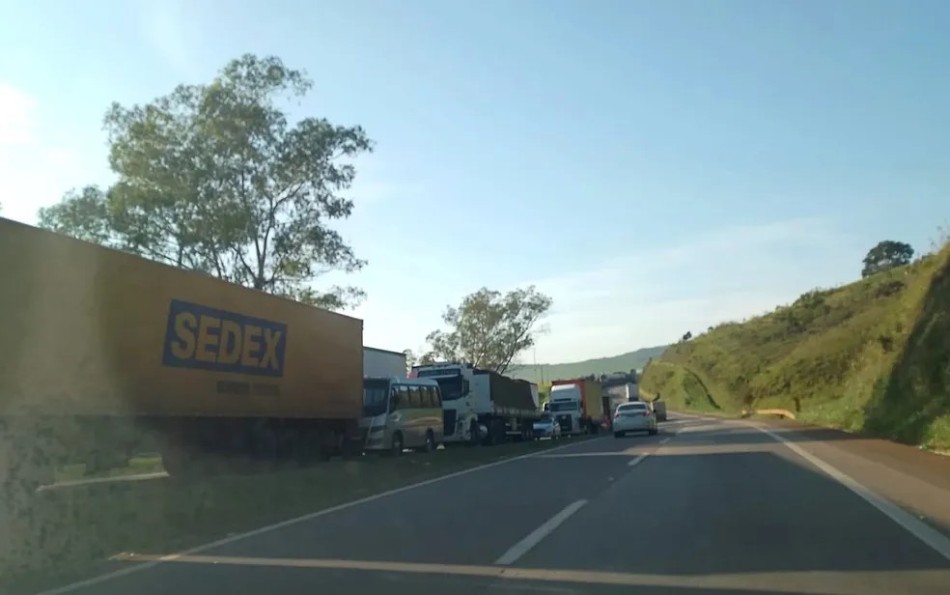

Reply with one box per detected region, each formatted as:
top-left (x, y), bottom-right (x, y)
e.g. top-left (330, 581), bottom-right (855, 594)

top-left (547, 379), bottom-right (605, 435)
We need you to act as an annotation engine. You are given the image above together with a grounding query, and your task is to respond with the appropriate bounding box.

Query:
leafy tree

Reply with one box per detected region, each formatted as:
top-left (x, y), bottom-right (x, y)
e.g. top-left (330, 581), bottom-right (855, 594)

top-left (681, 331), bottom-right (693, 342)
top-left (861, 240), bottom-right (914, 278)
top-left (402, 349), bottom-right (418, 376)
top-left (37, 186), bottom-right (116, 245)
top-left (38, 54), bottom-right (372, 310)
top-left (425, 286), bottom-right (553, 374)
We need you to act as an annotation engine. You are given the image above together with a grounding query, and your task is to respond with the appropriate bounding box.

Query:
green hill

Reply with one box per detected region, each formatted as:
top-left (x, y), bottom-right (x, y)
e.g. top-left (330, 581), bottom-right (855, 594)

top-left (640, 245), bottom-right (950, 450)
top-left (510, 345), bottom-right (668, 384)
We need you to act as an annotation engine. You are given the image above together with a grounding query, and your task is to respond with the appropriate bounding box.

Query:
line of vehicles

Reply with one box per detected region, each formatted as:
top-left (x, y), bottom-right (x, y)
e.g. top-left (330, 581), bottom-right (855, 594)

top-left (0, 217), bottom-right (662, 496)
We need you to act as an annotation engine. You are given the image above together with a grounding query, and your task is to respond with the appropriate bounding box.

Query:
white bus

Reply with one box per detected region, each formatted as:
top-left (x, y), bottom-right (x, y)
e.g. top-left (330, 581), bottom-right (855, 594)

top-left (361, 377), bottom-right (444, 454)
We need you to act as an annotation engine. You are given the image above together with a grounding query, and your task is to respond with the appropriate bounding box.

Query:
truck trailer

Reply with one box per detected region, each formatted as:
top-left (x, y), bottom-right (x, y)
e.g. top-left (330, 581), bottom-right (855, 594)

top-left (548, 379), bottom-right (605, 435)
top-left (363, 346), bottom-right (407, 378)
top-left (410, 363), bottom-right (540, 445)
top-left (0, 217), bottom-right (364, 489)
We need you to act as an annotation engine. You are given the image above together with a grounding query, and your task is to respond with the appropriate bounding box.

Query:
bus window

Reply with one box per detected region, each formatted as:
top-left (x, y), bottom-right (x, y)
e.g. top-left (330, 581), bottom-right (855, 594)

top-left (409, 385), bottom-right (422, 407)
top-left (421, 386), bottom-right (432, 407)
top-left (423, 386), bottom-right (433, 407)
top-left (362, 378), bottom-right (391, 417)
top-left (431, 386), bottom-right (442, 406)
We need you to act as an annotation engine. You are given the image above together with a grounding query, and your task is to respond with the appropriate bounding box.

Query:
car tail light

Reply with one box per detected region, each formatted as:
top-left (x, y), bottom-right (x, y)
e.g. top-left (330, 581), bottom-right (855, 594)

top-left (642, 411), bottom-right (650, 417)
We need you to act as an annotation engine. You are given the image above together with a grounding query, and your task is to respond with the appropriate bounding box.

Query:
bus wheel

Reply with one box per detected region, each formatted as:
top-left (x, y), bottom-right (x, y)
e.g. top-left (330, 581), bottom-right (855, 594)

top-left (391, 432), bottom-right (404, 456)
top-left (424, 430), bottom-right (436, 453)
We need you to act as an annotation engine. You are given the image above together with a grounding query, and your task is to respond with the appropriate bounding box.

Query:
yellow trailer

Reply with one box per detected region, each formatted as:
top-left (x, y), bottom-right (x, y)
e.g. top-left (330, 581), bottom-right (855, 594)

top-left (0, 217), bottom-right (363, 484)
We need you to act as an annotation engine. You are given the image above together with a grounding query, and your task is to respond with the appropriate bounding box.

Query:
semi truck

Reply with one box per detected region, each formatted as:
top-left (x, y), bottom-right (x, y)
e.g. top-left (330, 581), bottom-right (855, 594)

top-left (0, 217), bottom-right (365, 491)
top-left (410, 363), bottom-right (540, 445)
top-left (363, 346), bottom-right (407, 378)
top-left (548, 379), bottom-right (605, 435)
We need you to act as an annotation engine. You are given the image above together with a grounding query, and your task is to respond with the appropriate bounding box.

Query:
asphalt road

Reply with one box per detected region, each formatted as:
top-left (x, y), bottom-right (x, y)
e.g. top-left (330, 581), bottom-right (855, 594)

top-left (40, 415), bottom-right (950, 595)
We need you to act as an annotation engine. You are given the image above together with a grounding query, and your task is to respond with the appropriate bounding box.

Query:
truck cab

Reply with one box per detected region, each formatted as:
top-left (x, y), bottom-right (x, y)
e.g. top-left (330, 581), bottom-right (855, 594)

top-left (549, 384), bottom-right (584, 434)
top-left (410, 363), bottom-right (479, 443)
top-left (410, 362), bottom-right (540, 445)
top-left (549, 379), bottom-right (605, 435)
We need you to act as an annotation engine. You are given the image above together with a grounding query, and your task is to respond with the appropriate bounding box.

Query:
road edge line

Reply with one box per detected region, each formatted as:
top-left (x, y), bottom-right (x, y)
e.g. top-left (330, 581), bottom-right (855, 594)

top-left (751, 424), bottom-right (950, 563)
top-left (494, 499), bottom-right (588, 565)
top-left (37, 437), bottom-right (605, 595)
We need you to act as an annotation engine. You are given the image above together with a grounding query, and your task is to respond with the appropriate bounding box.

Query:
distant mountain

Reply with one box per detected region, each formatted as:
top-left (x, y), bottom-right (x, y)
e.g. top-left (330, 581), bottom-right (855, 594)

top-left (509, 345), bottom-right (669, 384)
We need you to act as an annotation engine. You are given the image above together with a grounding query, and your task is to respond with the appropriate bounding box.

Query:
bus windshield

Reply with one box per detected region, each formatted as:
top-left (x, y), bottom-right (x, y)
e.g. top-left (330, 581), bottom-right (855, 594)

top-left (362, 379), bottom-right (390, 417)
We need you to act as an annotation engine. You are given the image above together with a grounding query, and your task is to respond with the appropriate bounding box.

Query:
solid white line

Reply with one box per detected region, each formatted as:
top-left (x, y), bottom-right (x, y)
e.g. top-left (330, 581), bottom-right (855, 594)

top-left (752, 424), bottom-right (950, 563)
top-left (659, 437), bottom-right (671, 445)
top-left (494, 500), bottom-right (588, 566)
top-left (628, 454), bottom-right (648, 467)
top-left (38, 437), bottom-right (606, 595)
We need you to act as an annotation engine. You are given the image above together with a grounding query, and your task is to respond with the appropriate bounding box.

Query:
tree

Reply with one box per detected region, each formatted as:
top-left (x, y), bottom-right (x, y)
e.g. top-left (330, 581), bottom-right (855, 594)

top-left (425, 286), bottom-right (553, 374)
top-left (402, 349), bottom-right (417, 376)
top-left (38, 54), bottom-right (372, 310)
top-left (681, 331), bottom-right (693, 342)
top-left (862, 241), bottom-right (914, 278)
top-left (37, 186), bottom-right (116, 245)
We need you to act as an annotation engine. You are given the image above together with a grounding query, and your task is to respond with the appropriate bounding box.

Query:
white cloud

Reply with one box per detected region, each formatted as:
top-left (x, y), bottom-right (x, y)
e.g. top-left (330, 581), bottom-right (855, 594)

top-left (522, 217), bottom-right (862, 363)
top-left (341, 217), bottom-right (860, 366)
top-left (0, 84), bottom-right (100, 224)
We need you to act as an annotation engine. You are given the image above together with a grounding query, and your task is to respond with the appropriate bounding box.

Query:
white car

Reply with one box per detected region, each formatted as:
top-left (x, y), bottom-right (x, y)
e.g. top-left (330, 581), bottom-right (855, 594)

top-left (533, 413), bottom-right (562, 439)
top-left (613, 401), bottom-right (658, 437)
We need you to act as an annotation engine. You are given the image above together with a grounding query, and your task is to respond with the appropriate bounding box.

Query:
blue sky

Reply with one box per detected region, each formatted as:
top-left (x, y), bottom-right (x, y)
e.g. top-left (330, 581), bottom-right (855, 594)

top-left (1, 0), bottom-right (948, 363)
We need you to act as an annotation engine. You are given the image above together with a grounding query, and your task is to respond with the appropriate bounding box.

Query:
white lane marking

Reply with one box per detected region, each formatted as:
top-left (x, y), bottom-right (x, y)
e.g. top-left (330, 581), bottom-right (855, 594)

top-left (38, 437), bottom-right (606, 595)
top-left (659, 437), bottom-right (671, 445)
top-left (494, 500), bottom-right (588, 566)
top-left (628, 454), bottom-right (648, 467)
top-left (753, 424), bottom-right (950, 563)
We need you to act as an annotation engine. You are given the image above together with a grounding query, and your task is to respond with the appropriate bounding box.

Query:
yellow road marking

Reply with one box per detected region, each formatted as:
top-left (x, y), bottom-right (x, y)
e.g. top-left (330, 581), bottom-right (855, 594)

top-left (110, 553), bottom-right (947, 594)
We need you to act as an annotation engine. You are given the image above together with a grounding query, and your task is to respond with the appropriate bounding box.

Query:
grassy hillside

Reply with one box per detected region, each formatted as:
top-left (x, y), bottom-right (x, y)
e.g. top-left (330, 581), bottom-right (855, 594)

top-left (641, 246), bottom-right (950, 450)
top-left (510, 345), bottom-right (668, 384)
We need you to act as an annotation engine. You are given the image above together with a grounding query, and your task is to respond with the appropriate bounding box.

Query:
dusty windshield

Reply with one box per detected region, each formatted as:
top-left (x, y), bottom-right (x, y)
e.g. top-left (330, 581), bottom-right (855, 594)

top-left (427, 376), bottom-right (464, 401)
top-left (362, 380), bottom-right (390, 417)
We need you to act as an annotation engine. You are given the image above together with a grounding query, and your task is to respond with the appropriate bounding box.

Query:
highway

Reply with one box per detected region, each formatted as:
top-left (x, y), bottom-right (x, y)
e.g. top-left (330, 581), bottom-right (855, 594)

top-left (42, 415), bottom-right (950, 595)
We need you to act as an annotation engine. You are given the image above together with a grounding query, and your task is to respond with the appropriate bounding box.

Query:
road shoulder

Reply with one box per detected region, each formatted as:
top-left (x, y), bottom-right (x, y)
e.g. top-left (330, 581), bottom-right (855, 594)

top-left (747, 417), bottom-right (950, 539)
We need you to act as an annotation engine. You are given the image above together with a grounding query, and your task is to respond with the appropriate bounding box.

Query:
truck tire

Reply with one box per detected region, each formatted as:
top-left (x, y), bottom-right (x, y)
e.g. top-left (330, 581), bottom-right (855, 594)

top-left (469, 421), bottom-right (480, 446)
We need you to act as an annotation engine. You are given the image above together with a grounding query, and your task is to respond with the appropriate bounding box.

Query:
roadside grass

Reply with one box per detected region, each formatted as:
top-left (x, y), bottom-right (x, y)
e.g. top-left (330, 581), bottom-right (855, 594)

top-left (641, 245), bottom-right (950, 451)
top-left (1, 436), bottom-right (589, 594)
top-left (639, 361), bottom-right (722, 413)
